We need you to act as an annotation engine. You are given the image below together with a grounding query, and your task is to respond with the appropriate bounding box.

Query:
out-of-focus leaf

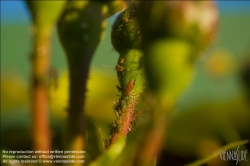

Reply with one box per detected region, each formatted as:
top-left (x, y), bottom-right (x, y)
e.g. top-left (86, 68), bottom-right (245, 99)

top-left (84, 115), bottom-right (104, 165)
top-left (165, 95), bottom-right (250, 157)
top-left (89, 136), bottom-right (125, 166)
top-left (187, 139), bottom-right (249, 166)
top-left (145, 39), bottom-right (195, 99)
top-left (150, 157), bottom-right (157, 166)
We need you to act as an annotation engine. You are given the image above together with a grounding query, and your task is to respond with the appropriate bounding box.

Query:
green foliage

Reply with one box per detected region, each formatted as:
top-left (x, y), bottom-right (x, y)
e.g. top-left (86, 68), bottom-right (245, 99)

top-left (89, 136), bottom-right (125, 166)
top-left (3, 1), bottom-right (250, 166)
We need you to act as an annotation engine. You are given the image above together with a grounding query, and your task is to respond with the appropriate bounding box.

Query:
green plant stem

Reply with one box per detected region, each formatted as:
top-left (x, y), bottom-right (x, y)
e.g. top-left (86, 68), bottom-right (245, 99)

top-left (108, 50), bottom-right (145, 148)
top-left (109, 97), bottom-right (137, 146)
top-left (65, 52), bottom-right (92, 154)
top-left (26, 1), bottom-right (66, 152)
top-left (187, 139), bottom-right (249, 166)
top-left (57, 2), bottom-right (112, 161)
top-left (108, 3), bottom-right (143, 148)
top-left (30, 26), bottom-right (52, 151)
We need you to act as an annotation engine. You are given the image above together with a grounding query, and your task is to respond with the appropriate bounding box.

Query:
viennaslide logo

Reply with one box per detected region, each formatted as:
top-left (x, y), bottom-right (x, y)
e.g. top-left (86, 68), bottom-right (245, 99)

top-left (220, 146), bottom-right (248, 165)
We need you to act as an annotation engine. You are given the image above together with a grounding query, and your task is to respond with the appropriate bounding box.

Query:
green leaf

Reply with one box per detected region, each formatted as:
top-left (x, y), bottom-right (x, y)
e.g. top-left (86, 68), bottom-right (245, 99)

top-left (89, 136), bottom-right (125, 166)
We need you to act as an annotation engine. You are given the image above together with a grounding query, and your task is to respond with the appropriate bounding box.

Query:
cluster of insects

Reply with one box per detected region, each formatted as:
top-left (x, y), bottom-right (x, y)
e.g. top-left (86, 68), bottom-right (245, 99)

top-left (113, 79), bottom-right (135, 117)
top-left (103, 138), bottom-right (110, 149)
top-left (104, 119), bottom-right (121, 149)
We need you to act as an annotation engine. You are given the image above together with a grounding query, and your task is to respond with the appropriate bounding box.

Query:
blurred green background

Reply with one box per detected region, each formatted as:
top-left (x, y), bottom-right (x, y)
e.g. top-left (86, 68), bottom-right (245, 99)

top-left (1, 1), bottom-right (250, 165)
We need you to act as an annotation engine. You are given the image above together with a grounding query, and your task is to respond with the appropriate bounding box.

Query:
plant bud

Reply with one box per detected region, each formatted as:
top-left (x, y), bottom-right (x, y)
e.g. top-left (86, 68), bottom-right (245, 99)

top-left (57, 2), bottom-right (107, 67)
top-left (111, 2), bottom-right (142, 54)
top-left (136, 1), bottom-right (219, 98)
top-left (137, 1), bottom-right (219, 54)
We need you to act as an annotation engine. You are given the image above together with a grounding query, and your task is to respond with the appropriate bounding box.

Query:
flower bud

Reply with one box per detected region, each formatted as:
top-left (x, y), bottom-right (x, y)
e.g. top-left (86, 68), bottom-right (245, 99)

top-left (57, 2), bottom-right (107, 67)
top-left (111, 2), bottom-right (142, 54)
top-left (137, 1), bottom-right (219, 54)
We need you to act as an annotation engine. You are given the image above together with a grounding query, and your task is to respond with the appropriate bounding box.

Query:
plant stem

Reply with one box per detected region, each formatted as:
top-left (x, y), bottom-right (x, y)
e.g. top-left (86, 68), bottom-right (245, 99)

top-left (26, 0), bottom-right (66, 152)
top-left (57, 2), bottom-right (110, 160)
top-left (109, 93), bottom-right (138, 146)
top-left (31, 26), bottom-right (52, 151)
top-left (108, 50), bottom-right (145, 148)
top-left (65, 53), bottom-right (92, 154)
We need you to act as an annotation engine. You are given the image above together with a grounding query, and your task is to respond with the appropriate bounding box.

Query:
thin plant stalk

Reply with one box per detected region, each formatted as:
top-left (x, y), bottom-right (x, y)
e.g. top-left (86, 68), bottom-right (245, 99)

top-left (26, 1), bottom-right (66, 151)
top-left (107, 2), bottom-right (146, 148)
top-left (108, 50), bottom-right (145, 147)
top-left (57, 1), bottom-right (126, 160)
top-left (30, 26), bottom-right (52, 151)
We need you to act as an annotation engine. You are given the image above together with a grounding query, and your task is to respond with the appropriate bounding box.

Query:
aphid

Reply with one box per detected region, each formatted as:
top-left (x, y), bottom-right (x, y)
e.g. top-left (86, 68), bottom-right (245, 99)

top-left (116, 85), bottom-right (122, 92)
top-left (120, 58), bottom-right (125, 64)
top-left (121, 100), bottom-right (126, 110)
top-left (124, 17), bottom-right (129, 23)
top-left (112, 120), bottom-right (120, 132)
top-left (114, 107), bottom-right (122, 118)
top-left (103, 139), bottom-right (110, 149)
top-left (116, 64), bottom-right (124, 72)
top-left (130, 93), bottom-right (138, 100)
top-left (125, 79), bottom-right (134, 96)
top-left (114, 111), bottom-right (119, 119)
top-left (108, 123), bottom-right (114, 135)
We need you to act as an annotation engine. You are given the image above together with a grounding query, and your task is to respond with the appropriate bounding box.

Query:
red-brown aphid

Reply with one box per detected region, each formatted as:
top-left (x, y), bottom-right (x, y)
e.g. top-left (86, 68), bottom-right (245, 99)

top-left (120, 58), bottom-right (125, 64)
top-left (125, 79), bottom-right (134, 97)
top-left (116, 64), bottom-right (124, 72)
top-left (124, 17), bottom-right (129, 23)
